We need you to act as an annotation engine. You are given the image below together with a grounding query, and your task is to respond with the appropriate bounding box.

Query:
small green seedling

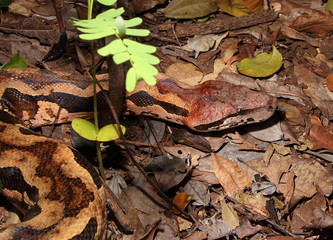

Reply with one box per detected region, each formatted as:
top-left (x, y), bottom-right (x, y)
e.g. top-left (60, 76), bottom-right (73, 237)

top-left (73, 0), bottom-right (160, 91)
top-left (1, 52), bottom-right (28, 69)
top-left (71, 119), bottom-right (126, 142)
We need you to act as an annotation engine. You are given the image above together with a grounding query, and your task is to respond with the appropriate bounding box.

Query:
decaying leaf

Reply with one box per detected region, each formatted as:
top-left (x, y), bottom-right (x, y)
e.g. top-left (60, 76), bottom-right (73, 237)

top-left (186, 34), bottom-right (218, 58)
top-left (290, 156), bottom-right (333, 208)
top-left (237, 45), bottom-right (283, 77)
top-left (277, 102), bottom-right (305, 126)
top-left (294, 65), bottom-right (333, 118)
top-left (308, 124), bottom-right (333, 153)
top-left (233, 192), bottom-right (270, 217)
top-left (220, 197), bottom-right (240, 229)
top-left (290, 193), bottom-right (327, 233)
top-left (326, 74), bottom-right (333, 92)
top-left (164, 0), bottom-right (219, 19)
top-left (277, 0), bottom-right (333, 36)
top-left (218, 0), bottom-right (263, 17)
top-left (211, 153), bottom-right (252, 197)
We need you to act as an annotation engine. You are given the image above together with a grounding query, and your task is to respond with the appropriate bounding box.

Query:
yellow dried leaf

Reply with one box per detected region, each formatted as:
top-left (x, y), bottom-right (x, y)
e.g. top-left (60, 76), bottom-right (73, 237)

top-left (218, 0), bottom-right (263, 17)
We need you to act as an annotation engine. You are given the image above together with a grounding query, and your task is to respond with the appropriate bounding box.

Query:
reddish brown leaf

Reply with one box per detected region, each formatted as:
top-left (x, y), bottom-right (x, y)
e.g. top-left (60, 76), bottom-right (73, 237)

top-left (308, 124), bottom-right (333, 153)
top-left (211, 154), bottom-right (252, 197)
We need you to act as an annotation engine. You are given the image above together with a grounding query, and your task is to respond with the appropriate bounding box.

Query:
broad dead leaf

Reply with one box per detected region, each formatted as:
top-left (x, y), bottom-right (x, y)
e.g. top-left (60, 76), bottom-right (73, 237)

top-left (246, 154), bottom-right (291, 185)
top-left (308, 124), bottom-right (333, 153)
top-left (294, 65), bottom-right (333, 118)
top-left (211, 153), bottom-right (252, 196)
top-left (218, 0), bottom-right (263, 17)
top-left (277, 102), bottom-right (305, 126)
top-left (164, 0), bottom-right (219, 19)
top-left (220, 197), bottom-right (239, 229)
top-left (290, 193), bottom-right (327, 233)
top-left (290, 157), bottom-right (333, 207)
top-left (278, 0), bottom-right (333, 36)
top-left (326, 74), bottom-right (333, 92)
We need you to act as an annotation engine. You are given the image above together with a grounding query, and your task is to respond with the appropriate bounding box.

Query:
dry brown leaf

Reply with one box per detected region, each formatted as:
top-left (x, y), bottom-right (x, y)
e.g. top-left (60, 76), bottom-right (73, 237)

top-left (262, 144), bottom-right (274, 166)
top-left (277, 102), bottom-right (305, 126)
top-left (246, 154), bottom-right (291, 185)
top-left (326, 74), bottom-right (333, 92)
top-left (130, 0), bottom-right (167, 13)
top-left (235, 220), bottom-right (262, 239)
top-left (233, 192), bottom-right (270, 217)
top-left (309, 115), bottom-right (322, 126)
top-left (308, 124), bottom-right (333, 153)
top-left (266, 236), bottom-right (303, 240)
top-left (191, 169), bottom-right (220, 185)
top-left (166, 62), bottom-right (203, 85)
top-left (304, 208), bottom-right (333, 230)
top-left (164, 144), bottom-right (210, 159)
top-left (211, 153), bottom-right (252, 196)
top-left (290, 157), bottom-right (333, 207)
top-left (277, 0), bottom-right (333, 36)
top-left (182, 231), bottom-right (208, 240)
top-left (276, 171), bottom-right (295, 210)
top-left (227, 132), bottom-right (263, 151)
top-left (294, 65), bottom-right (333, 118)
top-left (290, 193), bottom-right (327, 233)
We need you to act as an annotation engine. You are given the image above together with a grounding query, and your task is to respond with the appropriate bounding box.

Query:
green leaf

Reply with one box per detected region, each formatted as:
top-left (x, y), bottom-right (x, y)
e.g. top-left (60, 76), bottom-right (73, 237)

top-left (71, 119), bottom-right (97, 141)
top-left (123, 39), bottom-right (156, 53)
top-left (237, 45), bottom-right (283, 77)
top-left (0, 0), bottom-right (11, 8)
top-left (128, 49), bottom-right (160, 64)
top-left (126, 67), bottom-right (138, 92)
top-left (79, 31), bottom-right (115, 40)
top-left (1, 52), bottom-right (28, 69)
top-left (96, 8), bottom-right (124, 19)
top-left (141, 72), bottom-right (157, 86)
top-left (125, 28), bottom-right (150, 37)
top-left (97, 124), bottom-right (126, 141)
top-left (97, 0), bottom-right (117, 6)
top-left (97, 39), bottom-right (127, 56)
top-left (113, 52), bottom-right (131, 64)
top-left (132, 56), bottom-right (159, 75)
top-left (164, 0), bottom-right (219, 19)
top-left (123, 17), bottom-right (142, 27)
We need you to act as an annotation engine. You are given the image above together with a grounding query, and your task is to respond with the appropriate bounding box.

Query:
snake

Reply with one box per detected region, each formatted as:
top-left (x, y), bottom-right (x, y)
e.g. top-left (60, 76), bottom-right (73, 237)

top-left (0, 68), bottom-right (277, 239)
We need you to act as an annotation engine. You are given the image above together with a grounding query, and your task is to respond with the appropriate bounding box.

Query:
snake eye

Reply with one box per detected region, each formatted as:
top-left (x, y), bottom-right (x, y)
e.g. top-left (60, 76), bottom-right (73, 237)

top-left (237, 109), bottom-right (244, 115)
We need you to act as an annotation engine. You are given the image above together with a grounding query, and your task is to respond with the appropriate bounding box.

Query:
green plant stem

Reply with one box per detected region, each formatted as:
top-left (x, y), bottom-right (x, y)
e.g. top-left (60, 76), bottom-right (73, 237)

top-left (87, 0), bottom-right (94, 20)
top-left (90, 42), bottom-right (106, 181)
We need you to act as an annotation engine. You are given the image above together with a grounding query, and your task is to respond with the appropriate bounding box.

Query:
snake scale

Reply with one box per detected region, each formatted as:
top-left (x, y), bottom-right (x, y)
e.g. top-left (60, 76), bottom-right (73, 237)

top-left (0, 68), bottom-right (277, 239)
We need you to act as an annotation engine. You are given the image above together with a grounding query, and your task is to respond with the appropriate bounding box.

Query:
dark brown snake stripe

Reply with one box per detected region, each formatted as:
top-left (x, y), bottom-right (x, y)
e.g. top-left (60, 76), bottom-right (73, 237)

top-left (0, 69), bottom-right (108, 239)
top-left (0, 68), bottom-right (277, 239)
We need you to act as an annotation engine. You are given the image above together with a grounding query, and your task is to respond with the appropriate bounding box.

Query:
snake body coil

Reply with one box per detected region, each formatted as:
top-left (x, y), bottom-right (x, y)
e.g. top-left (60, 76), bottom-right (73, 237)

top-left (0, 68), bottom-right (277, 239)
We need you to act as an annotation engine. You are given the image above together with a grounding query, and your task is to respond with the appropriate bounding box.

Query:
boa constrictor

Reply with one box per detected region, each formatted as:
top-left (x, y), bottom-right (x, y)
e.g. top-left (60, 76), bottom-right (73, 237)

top-left (0, 68), bottom-right (277, 239)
